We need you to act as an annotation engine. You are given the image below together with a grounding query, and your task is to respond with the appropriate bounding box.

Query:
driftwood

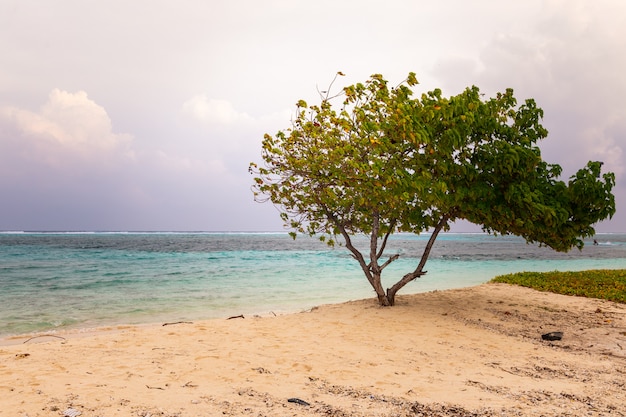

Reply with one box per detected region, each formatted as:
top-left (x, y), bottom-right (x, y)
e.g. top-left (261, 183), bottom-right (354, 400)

top-left (227, 314), bottom-right (244, 320)
top-left (23, 335), bottom-right (67, 344)
top-left (161, 321), bottom-right (193, 326)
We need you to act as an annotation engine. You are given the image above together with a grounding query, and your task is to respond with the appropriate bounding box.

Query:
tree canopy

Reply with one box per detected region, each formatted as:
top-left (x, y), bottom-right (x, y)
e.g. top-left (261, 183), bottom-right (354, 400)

top-left (250, 72), bottom-right (616, 306)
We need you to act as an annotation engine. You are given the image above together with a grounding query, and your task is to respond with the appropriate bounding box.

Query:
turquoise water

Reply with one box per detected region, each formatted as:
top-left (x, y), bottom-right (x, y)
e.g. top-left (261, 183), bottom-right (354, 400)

top-left (1, 232), bottom-right (625, 336)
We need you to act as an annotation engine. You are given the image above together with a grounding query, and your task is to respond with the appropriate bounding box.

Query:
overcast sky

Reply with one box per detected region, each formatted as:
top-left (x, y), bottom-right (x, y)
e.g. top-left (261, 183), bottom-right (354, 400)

top-left (1, 0), bottom-right (625, 233)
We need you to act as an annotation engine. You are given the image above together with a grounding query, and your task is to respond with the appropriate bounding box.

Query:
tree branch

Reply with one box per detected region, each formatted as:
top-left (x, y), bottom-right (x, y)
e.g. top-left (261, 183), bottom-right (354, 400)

top-left (326, 210), bottom-right (374, 287)
top-left (412, 213), bottom-right (449, 276)
top-left (376, 219), bottom-right (397, 260)
top-left (369, 210), bottom-right (380, 274)
top-left (379, 253), bottom-right (400, 270)
top-left (317, 71), bottom-right (346, 101)
top-left (386, 213), bottom-right (451, 298)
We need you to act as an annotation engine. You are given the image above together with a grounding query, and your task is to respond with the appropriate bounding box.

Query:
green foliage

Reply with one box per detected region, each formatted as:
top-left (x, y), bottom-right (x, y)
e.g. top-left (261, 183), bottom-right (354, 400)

top-left (490, 269), bottom-right (626, 303)
top-left (251, 72), bottom-right (429, 240)
top-left (249, 72), bottom-right (616, 305)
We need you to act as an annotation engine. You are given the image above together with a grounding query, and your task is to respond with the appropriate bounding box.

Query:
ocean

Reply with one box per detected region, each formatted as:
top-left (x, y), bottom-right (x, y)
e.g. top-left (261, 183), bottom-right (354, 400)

top-left (1, 232), bottom-right (625, 337)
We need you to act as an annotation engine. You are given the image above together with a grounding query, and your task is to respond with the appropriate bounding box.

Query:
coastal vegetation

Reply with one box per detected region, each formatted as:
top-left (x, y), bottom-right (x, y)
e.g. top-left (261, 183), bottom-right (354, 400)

top-left (250, 72), bottom-right (616, 306)
top-left (491, 269), bottom-right (626, 303)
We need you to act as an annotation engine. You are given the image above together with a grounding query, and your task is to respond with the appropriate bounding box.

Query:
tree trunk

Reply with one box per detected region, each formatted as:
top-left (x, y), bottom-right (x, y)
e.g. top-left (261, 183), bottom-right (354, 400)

top-left (385, 273), bottom-right (423, 306)
top-left (370, 272), bottom-right (391, 306)
top-left (330, 209), bottom-right (450, 308)
top-left (377, 293), bottom-right (392, 306)
top-left (380, 214), bottom-right (451, 307)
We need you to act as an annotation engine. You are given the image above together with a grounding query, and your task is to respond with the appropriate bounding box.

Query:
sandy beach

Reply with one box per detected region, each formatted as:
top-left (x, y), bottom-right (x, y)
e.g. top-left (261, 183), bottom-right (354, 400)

top-left (1, 283), bottom-right (625, 416)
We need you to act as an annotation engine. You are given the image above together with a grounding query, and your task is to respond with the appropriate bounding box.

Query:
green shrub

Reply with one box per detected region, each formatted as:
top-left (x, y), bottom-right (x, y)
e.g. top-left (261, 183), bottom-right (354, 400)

top-left (490, 269), bottom-right (626, 303)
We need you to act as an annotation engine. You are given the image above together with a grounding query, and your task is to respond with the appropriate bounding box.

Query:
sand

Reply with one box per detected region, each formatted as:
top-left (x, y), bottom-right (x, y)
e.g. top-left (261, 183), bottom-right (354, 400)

top-left (1, 283), bottom-right (625, 417)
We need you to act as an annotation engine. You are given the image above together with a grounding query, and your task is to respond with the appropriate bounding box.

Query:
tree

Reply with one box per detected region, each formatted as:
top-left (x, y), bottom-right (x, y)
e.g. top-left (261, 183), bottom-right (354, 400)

top-left (249, 73), bottom-right (616, 306)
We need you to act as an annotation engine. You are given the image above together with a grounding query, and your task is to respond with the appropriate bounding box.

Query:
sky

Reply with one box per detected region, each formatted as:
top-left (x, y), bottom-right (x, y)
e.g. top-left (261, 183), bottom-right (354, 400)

top-left (1, 0), bottom-right (625, 233)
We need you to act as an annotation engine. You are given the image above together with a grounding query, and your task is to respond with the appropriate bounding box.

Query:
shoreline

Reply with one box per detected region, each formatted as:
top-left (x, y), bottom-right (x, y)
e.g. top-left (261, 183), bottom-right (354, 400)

top-left (2, 283), bottom-right (625, 416)
top-left (0, 307), bottom-right (310, 347)
top-left (0, 299), bottom-right (337, 343)
top-left (3, 232), bottom-right (625, 338)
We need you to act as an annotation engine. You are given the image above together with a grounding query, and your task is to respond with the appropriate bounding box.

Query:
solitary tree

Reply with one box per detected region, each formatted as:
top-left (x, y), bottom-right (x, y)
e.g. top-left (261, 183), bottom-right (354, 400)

top-left (250, 73), bottom-right (616, 306)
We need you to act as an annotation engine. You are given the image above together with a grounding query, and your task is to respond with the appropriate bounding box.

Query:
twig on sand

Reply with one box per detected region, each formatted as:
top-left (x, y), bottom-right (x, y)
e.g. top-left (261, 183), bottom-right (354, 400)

top-left (23, 335), bottom-right (67, 344)
top-left (146, 385), bottom-right (165, 390)
top-left (162, 321), bottom-right (193, 326)
top-left (227, 314), bottom-right (245, 320)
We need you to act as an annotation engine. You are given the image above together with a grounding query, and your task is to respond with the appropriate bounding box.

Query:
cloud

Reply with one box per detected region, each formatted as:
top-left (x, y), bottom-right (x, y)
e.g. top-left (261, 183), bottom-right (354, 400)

top-left (177, 94), bottom-right (294, 164)
top-left (0, 87), bottom-right (285, 231)
top-left (0, 89), bottom-right (139, 228)
top-left (0, 89), bottom-right (134, 174)
top-left (2, 0), bottom-right (624, 232)
top-left (181, 95), bottom-right (252, 126)
top-left (426, 1), bottom-right (626, 232)
top-left (434, 2), bottom-right (626, 180)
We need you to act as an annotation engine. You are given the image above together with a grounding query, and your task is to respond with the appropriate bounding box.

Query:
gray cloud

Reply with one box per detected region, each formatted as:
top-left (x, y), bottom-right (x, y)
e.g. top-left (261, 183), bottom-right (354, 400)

top-left (0, 0), bottom-right (624, 232)
top-left (432, 1), bottom-right (626, 231)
